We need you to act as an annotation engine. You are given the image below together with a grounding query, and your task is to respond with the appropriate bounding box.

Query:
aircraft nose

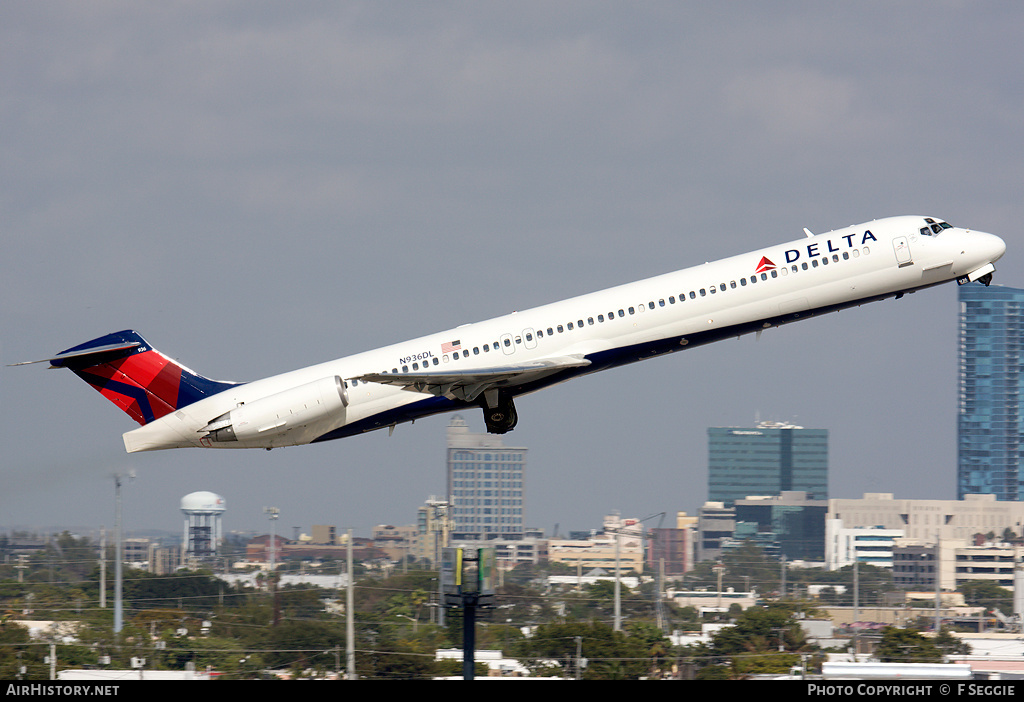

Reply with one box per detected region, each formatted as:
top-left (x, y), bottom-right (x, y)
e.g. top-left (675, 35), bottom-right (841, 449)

top-left (978, 230), bottom-right (1007, 263)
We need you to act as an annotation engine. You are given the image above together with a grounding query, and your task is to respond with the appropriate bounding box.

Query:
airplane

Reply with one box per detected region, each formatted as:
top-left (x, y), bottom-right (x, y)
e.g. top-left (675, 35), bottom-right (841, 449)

top-left (14, 215), bottom-right (1006, 453)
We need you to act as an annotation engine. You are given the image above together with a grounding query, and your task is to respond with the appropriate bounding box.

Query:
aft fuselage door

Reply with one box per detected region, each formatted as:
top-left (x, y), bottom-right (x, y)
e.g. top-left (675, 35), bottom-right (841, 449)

top-left (893, 236), bottom-right (913, 267)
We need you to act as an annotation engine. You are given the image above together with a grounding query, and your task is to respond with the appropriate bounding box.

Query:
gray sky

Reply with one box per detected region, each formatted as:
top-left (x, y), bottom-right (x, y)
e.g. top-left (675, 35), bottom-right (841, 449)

top-left (3, 2), bottom-right (1023, 541)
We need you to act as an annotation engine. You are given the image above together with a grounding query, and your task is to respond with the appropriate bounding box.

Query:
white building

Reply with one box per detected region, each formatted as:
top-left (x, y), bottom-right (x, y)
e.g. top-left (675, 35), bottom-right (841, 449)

top-left (825, 519), bottom-right (904, 570)
top-left (828, 492), bottom-right (1024, 542)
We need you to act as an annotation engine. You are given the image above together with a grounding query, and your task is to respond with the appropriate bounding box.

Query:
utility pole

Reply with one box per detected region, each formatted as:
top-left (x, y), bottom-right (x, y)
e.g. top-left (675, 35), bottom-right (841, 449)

top-left (780, 555), bottom-right (786, 599)
top-left (99, 528), bottom-right (106, 609)
top-left (346, 528), bottom-right (356, 680)
top-left (113, 472), bottom-right (133, 635)
top-left (263, 507), bottom-right (279, 626)
top-left (934, 533), bottom-right (942, 633)
top-left (714, 561), bottom-right (724, 612)
top-left (614, 529), bottom-right (622, 632)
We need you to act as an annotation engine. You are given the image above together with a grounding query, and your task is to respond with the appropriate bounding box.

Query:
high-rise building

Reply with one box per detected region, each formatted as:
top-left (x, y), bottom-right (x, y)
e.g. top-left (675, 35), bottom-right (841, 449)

top-left (707, 421), bottom-right (828, 506)
top-left (958, 283), bottom-right (1024, 501)
top-left (447, 415), bottom-right (526, 540)
top-left (733, 491), bottom-right (827, 561)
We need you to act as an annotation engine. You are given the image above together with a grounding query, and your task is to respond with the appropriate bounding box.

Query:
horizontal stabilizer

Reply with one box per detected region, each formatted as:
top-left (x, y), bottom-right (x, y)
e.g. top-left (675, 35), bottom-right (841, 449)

top-left (9, 341), bottom-right (142, 368)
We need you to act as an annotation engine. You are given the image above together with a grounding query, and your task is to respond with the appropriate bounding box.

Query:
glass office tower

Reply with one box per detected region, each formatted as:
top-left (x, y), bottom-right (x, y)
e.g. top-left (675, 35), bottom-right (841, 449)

top-left (958, 283), bottom-right (1024, 501)
top-left (707, 422), bottom-right (828, 506)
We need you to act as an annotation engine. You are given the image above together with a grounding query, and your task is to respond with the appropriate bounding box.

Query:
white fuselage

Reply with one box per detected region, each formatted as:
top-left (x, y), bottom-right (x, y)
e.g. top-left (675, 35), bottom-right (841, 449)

top-left (122, 216), bottom-right (1005, 452)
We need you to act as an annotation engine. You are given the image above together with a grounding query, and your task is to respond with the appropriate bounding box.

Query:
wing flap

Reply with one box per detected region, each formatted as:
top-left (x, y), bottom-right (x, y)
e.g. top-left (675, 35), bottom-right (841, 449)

top-left (356, 354), bottom-right (591, 402)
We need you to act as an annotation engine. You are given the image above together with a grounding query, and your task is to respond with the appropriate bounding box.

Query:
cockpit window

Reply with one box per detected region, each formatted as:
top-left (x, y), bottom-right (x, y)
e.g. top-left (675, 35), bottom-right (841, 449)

top-left (921, 219), bottom-right (953, 236)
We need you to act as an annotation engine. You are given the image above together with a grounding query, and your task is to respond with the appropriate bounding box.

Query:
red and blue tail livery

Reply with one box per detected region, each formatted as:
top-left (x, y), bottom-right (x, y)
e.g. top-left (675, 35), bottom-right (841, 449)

top-left (14, 216), bottom-right (1006, 452)
top-left (44, 330), bottom-right (239, 426)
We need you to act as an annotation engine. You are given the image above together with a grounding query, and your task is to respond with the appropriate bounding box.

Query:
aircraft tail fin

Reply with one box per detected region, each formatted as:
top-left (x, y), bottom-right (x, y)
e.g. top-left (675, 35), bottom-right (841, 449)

top-left (42, 330), bottom-right (238, 425)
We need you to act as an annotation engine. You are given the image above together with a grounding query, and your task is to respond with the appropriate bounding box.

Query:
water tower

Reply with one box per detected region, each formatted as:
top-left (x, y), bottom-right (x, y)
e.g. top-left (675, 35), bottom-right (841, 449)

top-left (181, 491), bottom-right (226, 560)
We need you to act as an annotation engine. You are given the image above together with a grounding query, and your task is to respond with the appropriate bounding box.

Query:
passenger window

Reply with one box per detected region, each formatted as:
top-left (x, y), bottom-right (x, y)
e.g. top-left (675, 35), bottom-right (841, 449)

top-left (557, 325), bottom-right (564, 333)
top-left (629, 306), bottom-right (635, 314)
top-left (588, 317), bottom-right (594, 325)
top-left (699, 289), bottom-right (706, 297)
top-left (669, 296), bottom-right (675, 304)
top-left (709, 287), bottom-right (716, 294)
top-left (433, 357), bottom-right (439, 365)
top-left (504, 338), bottom-right (512, 346)
top-left (740, 278), bottom-right (747, 286)
top-left (567, 322), bottom-right (574, 330)
top-left (689, 292), bottom-right (696, 299)
top-left (578, 319), bottom-right (584, 327)
top-left (402, 365), bottom-right (409, 373)
top-left (598, 314), bottom-right (605, 322)
top-left (474, 347), bottom-right (480, 354)
top-left (547, 327), bottom-right (554, 335)
top-left (648, 301), bottom-right (655, 310)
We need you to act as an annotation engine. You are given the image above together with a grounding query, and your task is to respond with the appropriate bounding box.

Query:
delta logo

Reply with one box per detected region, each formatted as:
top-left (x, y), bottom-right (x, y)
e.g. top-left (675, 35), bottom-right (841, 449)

top-left (756, 230), bottom-right (879, 273)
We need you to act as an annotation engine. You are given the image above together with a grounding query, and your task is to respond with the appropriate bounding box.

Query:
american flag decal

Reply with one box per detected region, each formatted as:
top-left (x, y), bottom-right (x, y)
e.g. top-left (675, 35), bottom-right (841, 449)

top-left (441, 340), bottom-right (461, 353)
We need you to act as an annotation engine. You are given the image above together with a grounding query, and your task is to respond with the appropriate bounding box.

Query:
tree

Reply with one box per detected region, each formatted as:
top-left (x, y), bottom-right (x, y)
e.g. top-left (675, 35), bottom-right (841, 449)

top-left (686, 602), bottom-right (815, 678)
top-left (876, 626), bottom-right (941, 663)
top-left (959, 580), bottom-right (1013, 613)
top-left (0, 621), bottom-right (45, 679)
top-left (513, 620), bottom-right (666, 679)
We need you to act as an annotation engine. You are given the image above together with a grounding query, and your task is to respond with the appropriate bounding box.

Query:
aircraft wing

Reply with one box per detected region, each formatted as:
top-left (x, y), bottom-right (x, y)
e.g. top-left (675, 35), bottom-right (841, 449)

top-left (355, 354), bottom-right (591, 403)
